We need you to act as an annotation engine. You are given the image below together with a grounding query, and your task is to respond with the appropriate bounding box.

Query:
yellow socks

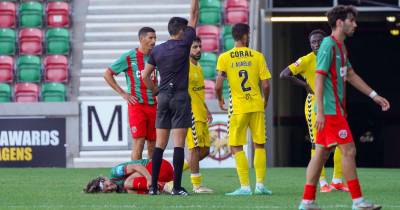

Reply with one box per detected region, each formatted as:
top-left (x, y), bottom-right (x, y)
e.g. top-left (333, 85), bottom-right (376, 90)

top-left (333, 148), bottom-right (343, 180)
top-left (254, 148), bottom-right (266, 184)
top-left (234, 151), bottom-right (249, 187)
top-left (191, 173), bottom-right (202, 188)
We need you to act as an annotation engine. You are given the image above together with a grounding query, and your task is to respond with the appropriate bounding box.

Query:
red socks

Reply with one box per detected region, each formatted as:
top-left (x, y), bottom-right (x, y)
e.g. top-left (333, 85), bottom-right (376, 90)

top-left (347, 179), bottom-right (363, 199)
top-left (303, 184), bottom-right (316, 200)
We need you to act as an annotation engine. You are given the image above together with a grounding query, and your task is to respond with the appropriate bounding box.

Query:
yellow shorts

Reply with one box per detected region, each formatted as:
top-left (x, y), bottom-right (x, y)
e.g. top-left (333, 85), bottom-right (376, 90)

top-left (186, 121), bottom-right (210, 149)
top-left (228, 111), bottom-right (266, 146)
top-left (304, 94), bottom-right (317, 143)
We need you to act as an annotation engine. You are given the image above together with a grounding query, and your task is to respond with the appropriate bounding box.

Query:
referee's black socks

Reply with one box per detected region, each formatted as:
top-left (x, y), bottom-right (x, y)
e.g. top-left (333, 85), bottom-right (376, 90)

top-left (151, 147), bottom-right (164, 189)
top-left (173, 147), bottom-right (185, 190)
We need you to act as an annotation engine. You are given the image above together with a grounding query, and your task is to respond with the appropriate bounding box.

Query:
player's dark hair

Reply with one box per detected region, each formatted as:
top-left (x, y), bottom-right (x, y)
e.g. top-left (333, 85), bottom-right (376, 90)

top-left (308, 29), bottom-right (326, 40)
top-left (232, 23), bottom-right (250, 41)
top-left (193, 36), bottom-right (201, 43)
top-left (83, 176), bottom-right (105, 193)
top-left (138, 27), bottom-right (156, 38)
top-left (326, 5), bottom-right (358, 28)
top-left (168, 17), bottom-right (188, 36)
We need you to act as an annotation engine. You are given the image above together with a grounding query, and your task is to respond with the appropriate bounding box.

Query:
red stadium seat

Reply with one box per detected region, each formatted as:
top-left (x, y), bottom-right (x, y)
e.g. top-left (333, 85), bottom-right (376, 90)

top-left (224, 0), bottom-right (249, 24)
top-left (0, 1), bottom-right (16, 28)
top-left (204, 80), bottom-right (216, 99)
top-left (225, 0), bottom-right (249, 9)
top-left (19, 28), bottom-right (43, 55)
top-left (44, 55), bottom-right (68, 82)
top-left (0, 55), bottom-right (14, 82)
top-left (14, 82), bottom-right (39, 102)
top-left (46, 2), bottom-right (70, 27)
top-left (196, 25), bottom-right (220, 52)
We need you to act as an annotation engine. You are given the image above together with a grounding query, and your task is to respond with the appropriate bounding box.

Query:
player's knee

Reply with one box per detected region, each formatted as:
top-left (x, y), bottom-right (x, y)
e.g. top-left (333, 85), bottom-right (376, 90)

top-left (342, 145), bottom-right (356, 159)
top-left (254, 143), bottom-right (265, 149)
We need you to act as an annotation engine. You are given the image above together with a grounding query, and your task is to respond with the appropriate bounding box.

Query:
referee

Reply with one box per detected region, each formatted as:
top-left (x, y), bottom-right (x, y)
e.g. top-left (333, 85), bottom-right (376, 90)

top-left (142, 0), bottom-right (199, 196)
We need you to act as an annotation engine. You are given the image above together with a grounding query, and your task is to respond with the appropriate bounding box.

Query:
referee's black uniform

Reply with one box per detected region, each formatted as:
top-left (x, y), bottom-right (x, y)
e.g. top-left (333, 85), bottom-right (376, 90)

top-left (147, 26), bottom-right (196, 194)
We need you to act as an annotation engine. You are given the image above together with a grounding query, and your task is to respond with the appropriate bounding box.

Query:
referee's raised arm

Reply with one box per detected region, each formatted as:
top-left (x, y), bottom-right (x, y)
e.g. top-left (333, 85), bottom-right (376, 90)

top-left (188, 0), bottom-right (199, 28)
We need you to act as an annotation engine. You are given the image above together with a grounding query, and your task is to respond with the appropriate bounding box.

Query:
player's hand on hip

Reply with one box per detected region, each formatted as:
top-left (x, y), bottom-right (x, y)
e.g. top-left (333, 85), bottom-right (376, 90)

top-left (122, 92), bottom-right (138, 105)
top-left (373, 95), bottom-right (390, 111)
top-left (218, 99), bottom-right (227, 111)
top-left (315, 112), bottom-right (325, 132)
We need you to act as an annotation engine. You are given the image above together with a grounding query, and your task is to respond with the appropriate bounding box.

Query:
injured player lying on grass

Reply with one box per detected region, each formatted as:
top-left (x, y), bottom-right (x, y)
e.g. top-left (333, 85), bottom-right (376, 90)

top-left (84, 159), bottom-right (174, 194)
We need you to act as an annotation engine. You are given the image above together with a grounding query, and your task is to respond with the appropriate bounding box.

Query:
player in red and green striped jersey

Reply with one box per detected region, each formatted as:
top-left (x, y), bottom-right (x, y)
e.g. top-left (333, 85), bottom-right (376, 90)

top-left (299, 5), bottom-right (390, 210)
top-left (104, 27), bottom-right (158, 160)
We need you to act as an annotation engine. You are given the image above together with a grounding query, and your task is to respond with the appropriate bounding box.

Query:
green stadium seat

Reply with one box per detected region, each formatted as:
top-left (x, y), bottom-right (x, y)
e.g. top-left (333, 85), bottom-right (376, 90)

top-left (17, 55), bottom-right (41, 82)
top-left (199, 52), bottom-right (217, 80)
top-left (46, 27), bottom-right (70, 55)
top-left (223, 25), bottom-right (234, 51)
top-left (199, 0), bottom-right (221, 25)
top-left (0, 28), bottom-right (15, 55)
top-left (0, 83), bottom-right (11, 102)
top-left (222, 79), bottom-right (230, 99)
top-left (41, 82), bottom-right (66, 102)
top-left (19, 1), bottom-right (43, 28)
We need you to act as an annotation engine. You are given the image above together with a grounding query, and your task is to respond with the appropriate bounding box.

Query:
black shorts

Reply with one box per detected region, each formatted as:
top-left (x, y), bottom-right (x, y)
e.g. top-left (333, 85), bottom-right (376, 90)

top-left (156, 90), bottom-right (192, 129)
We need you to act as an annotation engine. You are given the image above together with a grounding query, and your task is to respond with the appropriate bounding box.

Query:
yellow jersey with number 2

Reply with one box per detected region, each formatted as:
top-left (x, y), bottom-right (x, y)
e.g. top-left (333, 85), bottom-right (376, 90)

top-left (217, 47), bottom-right (271, 114)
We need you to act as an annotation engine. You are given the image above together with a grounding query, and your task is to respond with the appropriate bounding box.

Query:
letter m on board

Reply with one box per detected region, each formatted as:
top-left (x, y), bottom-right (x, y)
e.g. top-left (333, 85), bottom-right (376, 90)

top-left (88, 105), bottom-right (122, 142)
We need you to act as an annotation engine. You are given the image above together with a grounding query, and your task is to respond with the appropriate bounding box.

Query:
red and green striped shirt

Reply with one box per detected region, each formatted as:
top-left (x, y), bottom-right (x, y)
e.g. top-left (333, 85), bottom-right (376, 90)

top-left (109, 48), bottom-right (158, 105)
top-left (315, 36), bottom-right (352, 116)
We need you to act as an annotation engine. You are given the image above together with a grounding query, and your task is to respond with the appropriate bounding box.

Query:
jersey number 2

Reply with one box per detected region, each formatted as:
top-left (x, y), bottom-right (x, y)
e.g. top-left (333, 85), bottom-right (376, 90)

top-left (239, 70), bottom-right (251, 92)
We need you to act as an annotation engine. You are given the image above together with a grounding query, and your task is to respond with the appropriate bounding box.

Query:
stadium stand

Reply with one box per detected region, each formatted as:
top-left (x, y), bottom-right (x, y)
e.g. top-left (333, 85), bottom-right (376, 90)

top-left (0, 82), bottom-right (12, 102)
top-left (0, 28), bottom-right (16, 55)
top-left (44, 54), bottom-right (68, 82)
top-left (199, 52), bottom-right (217, 80)
top-left (46, 1), bottom-right (70, 28)
top-left (0, 1), bottom-right (16, 28)
top-left (224, 0), bottom-right (249, 24)
top-left (196, 25), bottom-right (220, 52)
top-left (19, 1), bottom-right (43, 28)
top-left (41, 82), bottom-right (66, 102)
top-left (199, 0), bottom-right (221, 25)
top-left (0, 55), bottom-right (14, 82)
top-left (17, 55), bottom-right (41, 82)
top-left (19, 28), bottom-right (43, 55)
top-left (14, 82), bottom-right (39, 102)
top-left (46, 27), bottom-right (70, 55)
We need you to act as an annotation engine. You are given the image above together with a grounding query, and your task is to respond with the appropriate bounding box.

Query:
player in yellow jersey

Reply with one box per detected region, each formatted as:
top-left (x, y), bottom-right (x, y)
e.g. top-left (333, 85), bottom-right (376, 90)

top-left (280, 29), bottom-right (348, 193)
top-left (185, 37), bottom-right (214, 193)
top-left (215, 23), bottom-right (272, 196)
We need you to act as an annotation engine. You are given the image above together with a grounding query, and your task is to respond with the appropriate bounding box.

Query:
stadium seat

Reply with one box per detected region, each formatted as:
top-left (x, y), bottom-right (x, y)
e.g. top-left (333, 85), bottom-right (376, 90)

top-left (199, 52), bottom-right (217, 80)
top-left (0, 83), bottom-right (11, 102)
top-left (0, 1), bottom-right (16, 28)
top-left (46, 27), bottom-right (70, 55)
top-left (46, 2), bottom-right (70, 27)
top-left (41, 82), bottom-right (66, 102)
top-left (224, 0), bottom-right (249, 24)
top-left (43, 55), bottom-right (68, 82)
top-left (204, 80), bottom-right (216, 99)
top-left (196, 25), bottom-right (220, 52)
top-left (19, 1), bottom-right (43, 28)
top-left (0, 55), bottom-right (14, 82)
top-left (19, 28), bottom-right (43, 55)
top-left (222, 80), bottom-right (230, 99)
top-left (17, 55), bottom-right (41, 82)
top-left (0, 28), bottom-right (15, 55)
top-left (14, 82), bottom-right (39, 102)
top-left (199, 0), bottom-right (221, 25)
top-left (222, 25), bottom-right (234, 51)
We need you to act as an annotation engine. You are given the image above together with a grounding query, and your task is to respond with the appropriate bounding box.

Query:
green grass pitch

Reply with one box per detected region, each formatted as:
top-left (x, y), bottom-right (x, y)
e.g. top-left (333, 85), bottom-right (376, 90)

top-left (0, 168), bottom-right (399, 209)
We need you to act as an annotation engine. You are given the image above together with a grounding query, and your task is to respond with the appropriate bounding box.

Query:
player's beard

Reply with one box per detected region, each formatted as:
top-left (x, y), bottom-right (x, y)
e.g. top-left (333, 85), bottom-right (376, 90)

top-left (192, 53), bottom-right (201, 61)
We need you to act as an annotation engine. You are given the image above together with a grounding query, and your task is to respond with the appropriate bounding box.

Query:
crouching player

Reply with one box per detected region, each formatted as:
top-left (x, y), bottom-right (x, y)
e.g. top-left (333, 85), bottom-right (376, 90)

top-left (84, 159), bottom-right (174, 194)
